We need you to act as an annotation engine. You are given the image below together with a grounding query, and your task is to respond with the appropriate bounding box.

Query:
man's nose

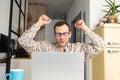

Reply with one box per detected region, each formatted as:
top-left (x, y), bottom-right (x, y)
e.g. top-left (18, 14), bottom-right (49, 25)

top-left (59, 34), bottom-right (64, 38)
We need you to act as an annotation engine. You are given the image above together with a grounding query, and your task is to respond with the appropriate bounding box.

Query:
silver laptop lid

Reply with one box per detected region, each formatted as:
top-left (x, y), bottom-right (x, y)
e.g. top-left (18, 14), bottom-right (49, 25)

top-left (31, 52), bottom-right (84, 80)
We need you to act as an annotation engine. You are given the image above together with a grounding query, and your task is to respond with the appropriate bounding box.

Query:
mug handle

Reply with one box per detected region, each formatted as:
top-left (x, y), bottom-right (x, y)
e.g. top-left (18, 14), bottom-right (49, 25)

top-left (4, 73), bottom-right (12, 80)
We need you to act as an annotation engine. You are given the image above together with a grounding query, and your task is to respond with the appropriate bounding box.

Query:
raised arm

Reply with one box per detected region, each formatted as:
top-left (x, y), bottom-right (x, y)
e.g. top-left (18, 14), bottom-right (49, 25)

top-left (18, 15), bottom-right (51, 52)
top-left (74, 20), bottom-right (105, 60)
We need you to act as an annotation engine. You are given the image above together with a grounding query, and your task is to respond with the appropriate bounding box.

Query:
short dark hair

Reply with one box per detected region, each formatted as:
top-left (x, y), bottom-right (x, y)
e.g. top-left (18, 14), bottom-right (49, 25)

top-left (54, 21), bottom-right (70, 33)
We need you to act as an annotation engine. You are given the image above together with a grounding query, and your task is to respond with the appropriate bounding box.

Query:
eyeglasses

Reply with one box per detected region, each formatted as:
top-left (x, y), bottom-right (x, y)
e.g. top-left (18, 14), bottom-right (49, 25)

top-left (55, 32), bottom-right (70, 37)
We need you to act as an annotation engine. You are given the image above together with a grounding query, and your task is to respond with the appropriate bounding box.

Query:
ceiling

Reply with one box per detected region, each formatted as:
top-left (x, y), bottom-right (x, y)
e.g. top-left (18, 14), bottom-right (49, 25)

top-left (28, 0), bottom-right (74, 19)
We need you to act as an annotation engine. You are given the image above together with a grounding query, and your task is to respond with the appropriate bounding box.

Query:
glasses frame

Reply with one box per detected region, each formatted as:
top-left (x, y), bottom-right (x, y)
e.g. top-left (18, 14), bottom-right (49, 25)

top-left (55, 32), bottom-right (70, 37)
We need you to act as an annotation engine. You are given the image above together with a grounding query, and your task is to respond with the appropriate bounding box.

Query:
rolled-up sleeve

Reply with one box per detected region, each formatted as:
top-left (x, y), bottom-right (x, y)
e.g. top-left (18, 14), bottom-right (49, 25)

top-left (81, 30), bottom-right (105, 60)
top-left (18, 24), bottom-right (43, 52)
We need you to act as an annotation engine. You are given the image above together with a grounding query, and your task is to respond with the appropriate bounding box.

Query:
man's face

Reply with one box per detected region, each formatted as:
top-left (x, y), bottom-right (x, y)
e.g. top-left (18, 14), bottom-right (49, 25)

top-left (55, 24), bottom-right (71, 48)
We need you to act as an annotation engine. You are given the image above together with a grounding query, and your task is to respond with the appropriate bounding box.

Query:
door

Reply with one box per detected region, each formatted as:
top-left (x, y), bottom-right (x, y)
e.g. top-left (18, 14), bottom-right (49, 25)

top-left (104, 27), bottom-right (120, 48)
top-left (104, 48), bottom-right (120, 80)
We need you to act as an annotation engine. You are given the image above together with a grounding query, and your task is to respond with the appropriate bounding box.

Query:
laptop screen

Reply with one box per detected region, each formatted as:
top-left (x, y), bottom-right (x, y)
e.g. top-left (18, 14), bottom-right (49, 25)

top-left (31, 52), bottom-right (84, 80)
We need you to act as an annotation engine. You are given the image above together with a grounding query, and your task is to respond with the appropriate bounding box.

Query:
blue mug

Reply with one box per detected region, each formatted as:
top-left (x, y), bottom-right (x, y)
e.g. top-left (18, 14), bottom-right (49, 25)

top-left (4, 69), bottom-right (24, 80)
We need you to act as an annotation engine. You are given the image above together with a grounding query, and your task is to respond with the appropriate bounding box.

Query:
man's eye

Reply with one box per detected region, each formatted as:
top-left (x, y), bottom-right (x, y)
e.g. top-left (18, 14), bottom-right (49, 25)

top-left (63, 32), bottom-right (69, 36)
top-left (56, 33), bottom-right (60, 36)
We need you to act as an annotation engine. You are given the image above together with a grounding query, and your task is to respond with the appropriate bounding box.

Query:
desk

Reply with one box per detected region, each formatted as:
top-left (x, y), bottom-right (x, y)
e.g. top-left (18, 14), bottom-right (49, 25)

top-left (0, 63), bottom-right (6, 80)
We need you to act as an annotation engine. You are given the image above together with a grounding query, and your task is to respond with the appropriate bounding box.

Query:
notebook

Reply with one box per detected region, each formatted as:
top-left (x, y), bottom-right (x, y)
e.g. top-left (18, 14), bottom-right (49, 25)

top-left (31, 52), bottom-right (84, 80)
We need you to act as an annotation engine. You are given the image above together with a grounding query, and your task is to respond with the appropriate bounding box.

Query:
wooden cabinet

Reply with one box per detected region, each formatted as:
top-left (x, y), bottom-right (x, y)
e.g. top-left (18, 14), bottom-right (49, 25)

top-left (27, 5), bottom-right (46, 41)
top-left (92, 24), bottom-right (120, 80)
top-left (27, 5), bottom-right (46, 28)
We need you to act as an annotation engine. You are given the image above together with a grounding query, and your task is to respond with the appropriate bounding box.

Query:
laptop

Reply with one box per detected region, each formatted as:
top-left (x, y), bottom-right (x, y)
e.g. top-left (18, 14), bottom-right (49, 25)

top-left (31, 52), bottom-right (84, 80)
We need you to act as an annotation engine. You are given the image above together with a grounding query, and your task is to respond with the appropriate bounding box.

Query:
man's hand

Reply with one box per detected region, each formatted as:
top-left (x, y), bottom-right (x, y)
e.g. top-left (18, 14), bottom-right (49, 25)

top-left (74, 20), bottom-right (90, 32)
top-left (35, 15), bottom-right (51, 28)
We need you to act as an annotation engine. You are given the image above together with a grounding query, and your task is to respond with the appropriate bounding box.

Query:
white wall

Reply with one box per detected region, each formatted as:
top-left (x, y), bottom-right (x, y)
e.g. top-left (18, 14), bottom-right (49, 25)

top-left (89, 0), bottom-right (106, 29)
top-left (0, 0), bottom-right (10, 35)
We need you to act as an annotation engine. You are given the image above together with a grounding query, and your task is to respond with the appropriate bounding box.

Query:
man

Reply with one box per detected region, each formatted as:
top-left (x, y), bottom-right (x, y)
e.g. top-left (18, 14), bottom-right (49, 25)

top-left (18, 15), bottom-right (104, 60)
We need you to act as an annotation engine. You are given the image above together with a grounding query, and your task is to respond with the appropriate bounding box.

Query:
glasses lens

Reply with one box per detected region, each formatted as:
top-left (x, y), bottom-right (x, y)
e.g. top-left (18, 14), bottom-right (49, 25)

top-left (55, 32), bottom-right (69, 37)
top-left (63, 32), bottom-right (69, 36)
top-left (55, 33), bottom-right (61, 37)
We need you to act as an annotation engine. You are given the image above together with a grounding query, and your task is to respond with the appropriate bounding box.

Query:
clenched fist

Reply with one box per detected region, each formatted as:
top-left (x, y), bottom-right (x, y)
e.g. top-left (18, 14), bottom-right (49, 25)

top-left (35, 15), bottom-right (51, 28)
top-left (74, 20), bottom-right (90, 32)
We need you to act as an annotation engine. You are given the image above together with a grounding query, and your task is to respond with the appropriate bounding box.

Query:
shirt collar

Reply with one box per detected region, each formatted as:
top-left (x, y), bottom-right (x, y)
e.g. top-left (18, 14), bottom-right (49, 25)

top-left (55, 42), bottom-right (70, 52)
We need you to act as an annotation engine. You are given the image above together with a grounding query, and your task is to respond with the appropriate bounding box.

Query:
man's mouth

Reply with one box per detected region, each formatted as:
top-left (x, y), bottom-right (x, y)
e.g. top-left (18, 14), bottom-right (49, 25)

top-left (60, 41), bottom-right (65, 43)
